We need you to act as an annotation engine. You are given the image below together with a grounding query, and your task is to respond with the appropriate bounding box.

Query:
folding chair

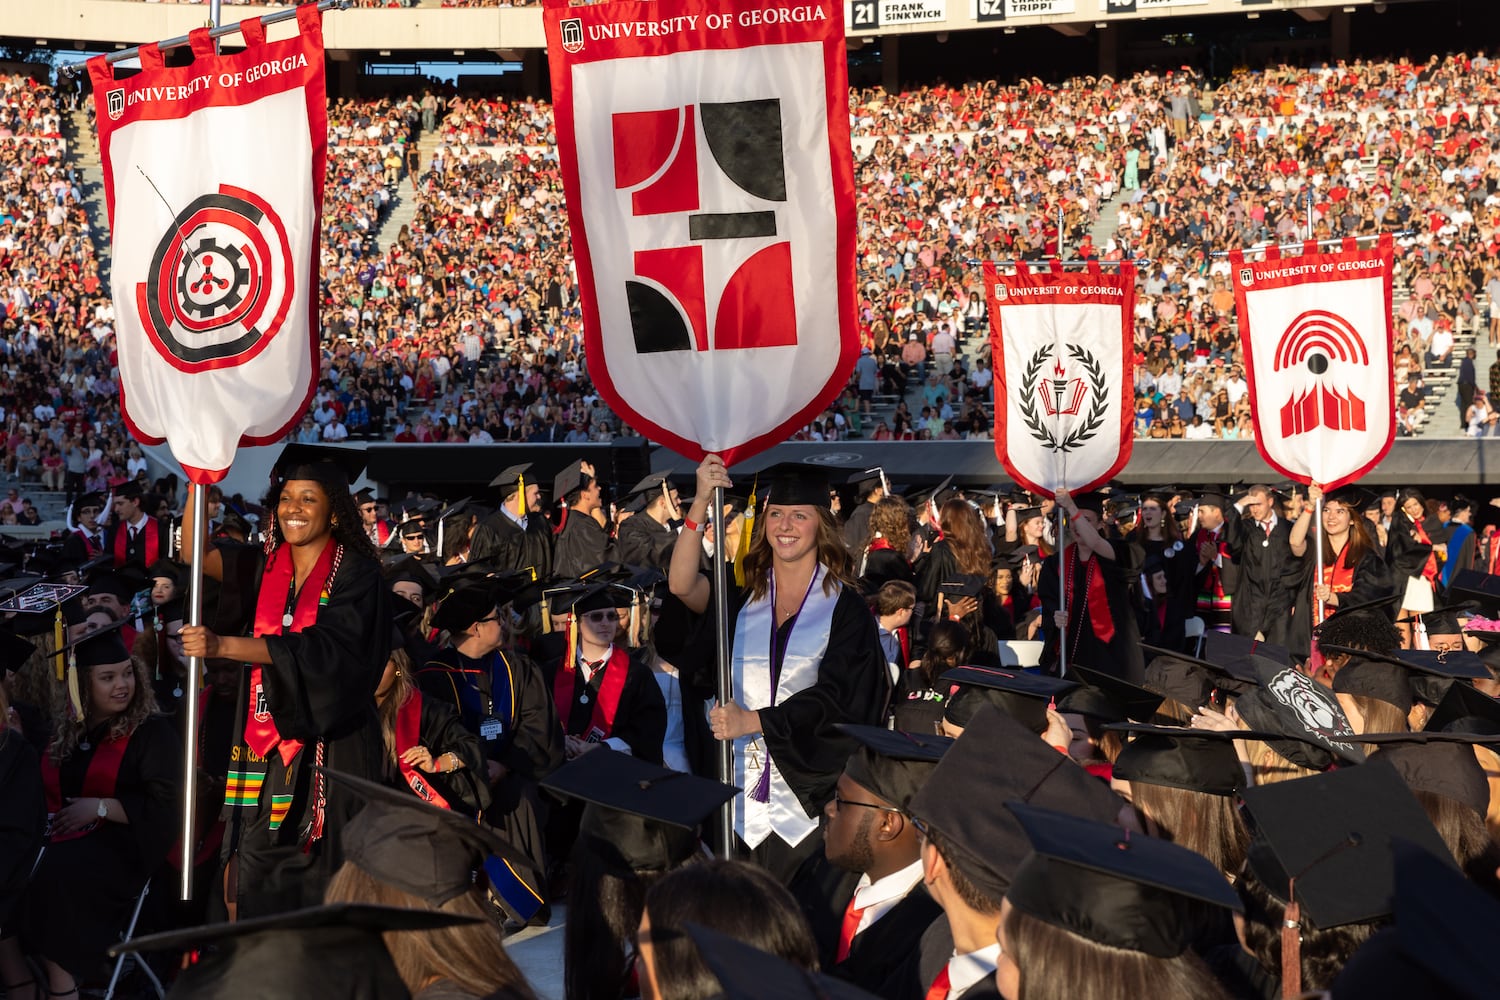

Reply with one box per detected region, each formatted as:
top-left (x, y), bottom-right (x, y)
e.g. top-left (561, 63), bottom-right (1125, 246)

top-left (103, 879), bottom-right (166, 1000)
top-left (1184, 617), bottom-right (1206, 657)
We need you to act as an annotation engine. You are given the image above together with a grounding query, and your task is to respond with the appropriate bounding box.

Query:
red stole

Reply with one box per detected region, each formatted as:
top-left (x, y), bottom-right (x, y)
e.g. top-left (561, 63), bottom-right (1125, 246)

top-left (395, 689), bottom-right (453, 810)
top-left (553, 644), bottom-right (630, 740)
top-left (1411, 520), bottom-right (1439, 585)
top-left (1320, 545), bottom-right (1356, 618)
top-left (113, 516), bottom-right (160, 567)
top-left (40, 730), bottom-right (132, 842)
top-left (246, 541), bottom-right (339, 767)
top-left (1062, 545), bottom-right (1115, 643)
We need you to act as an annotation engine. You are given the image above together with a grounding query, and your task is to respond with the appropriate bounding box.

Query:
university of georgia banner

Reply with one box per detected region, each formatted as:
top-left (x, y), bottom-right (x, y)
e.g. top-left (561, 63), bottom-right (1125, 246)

top-left (985, 262), bottom-right (1135, 497)
top-left (544, 0), bottom-right (858, 466)
top-left (88, 8), bottom-right (326, 484)
top-left (1231, 236), bottom-right (1395, 490)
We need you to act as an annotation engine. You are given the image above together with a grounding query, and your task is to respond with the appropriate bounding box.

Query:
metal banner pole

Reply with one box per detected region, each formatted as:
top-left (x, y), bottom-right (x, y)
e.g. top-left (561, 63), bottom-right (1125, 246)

top-left (1313, 495), bottom-right (1325, 628)
top-left (179, 484), bottom-right (207, 900)
top-left (1056, 505), bottom-right (1068, 677)
top-left (709, 486), bottom-right (734, 857)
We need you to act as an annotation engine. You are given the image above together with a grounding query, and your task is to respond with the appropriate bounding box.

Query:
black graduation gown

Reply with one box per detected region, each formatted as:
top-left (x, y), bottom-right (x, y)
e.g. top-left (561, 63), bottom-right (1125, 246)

top-left (614, 512), bottom-right (677, 571)
top-left (1223, 514), bottom-right (1298, 644)
top-left (467, 510), bottom-right (554, 580)
top-left (1286, 545), bottom-right (1394, 659)
top-left (913, 541), bottom-right (960, 615)
top-left (22, 715), bottom-right (180, 979)
top-left (0, 729), bottom-right (44, 930)
top-left (844, 501), bottom-right (876, 553)
top-left (106, 515), bottom-right (170, 570)
top-left (61, 526), bottom-right (108, 566)
top-left (552, 508), bottom-right (612, 580)
top-left (1039, 545), bottom-right (1144, 682)
top-left (389, 696), bottom-right (490, 815)
top-left (895, 917), bottom-right (1002, 1000)
top-left (537, 646), bottom-right (667, 766)
top-left (860, 547), bottom-right (916, 594)
top-left (678, 577), bottom-right (891, 821)
top-left (217, 545), bottom-right (391, 919)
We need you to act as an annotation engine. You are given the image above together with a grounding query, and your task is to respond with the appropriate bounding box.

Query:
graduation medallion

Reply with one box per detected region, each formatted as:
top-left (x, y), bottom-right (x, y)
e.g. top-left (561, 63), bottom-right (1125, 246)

top-left (579, 693), bottom-right (590, 704)
top-left (282, 612), bottom-right (294, 628)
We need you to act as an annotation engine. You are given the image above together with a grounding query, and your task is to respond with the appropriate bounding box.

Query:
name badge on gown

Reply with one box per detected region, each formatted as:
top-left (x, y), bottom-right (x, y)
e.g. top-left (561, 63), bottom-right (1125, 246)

top-left (479, 716), bottom-right (505, 742)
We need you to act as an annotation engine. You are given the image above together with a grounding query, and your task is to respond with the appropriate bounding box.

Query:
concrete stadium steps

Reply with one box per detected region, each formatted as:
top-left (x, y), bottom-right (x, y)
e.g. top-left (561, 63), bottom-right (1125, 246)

top-left (64, 108), bottom-right (111, 286)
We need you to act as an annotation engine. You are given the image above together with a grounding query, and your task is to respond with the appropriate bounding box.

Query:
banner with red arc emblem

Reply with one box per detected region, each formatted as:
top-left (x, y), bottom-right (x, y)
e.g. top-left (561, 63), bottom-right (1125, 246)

top-left (985, 261), bottom-right (1136, 498)
top-left (1231, 236), bottom-right (1395, 490)
top-left (88, 8), bottom-right (326, 484)
top-left (544, 0), bottom-right (858, 466)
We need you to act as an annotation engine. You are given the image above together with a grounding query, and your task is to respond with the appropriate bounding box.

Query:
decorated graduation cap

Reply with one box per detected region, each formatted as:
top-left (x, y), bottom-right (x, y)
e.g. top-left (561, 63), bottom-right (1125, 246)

top-left (1325, 644), bottom-right (1488, 713)
top-left (939, 665), bottom-right (1077, 734)
top-left (109, 902), bottom-right (479, 1000)
top-left (542, 748), bottom-right (736, 875)
top-left (1105, 723), bottom-right (1247, 796)
top-left (1330, 840), bottom-right (1500, 1000)
top-left (908, 704), bottom-right (1124, 903)
top-left (1234, 654), bottom-right (1365, 770)
top-left (272, 442), bottom-right (367, 491)
top-left (1240, 758), bottom-right (1455, 933)
top-left (687, 922), bottom-right (880, 1000)
top-left (1005, 802), bottom-right (1243, 959)
top-left (1057, 665), bottom-right (1165, 723)
top-left (1359, 731), bottom-right (1492, 815)
top-left (322, 768), bottom-right (535, 909)
top-left (837, 724), bottom-right (953, 813)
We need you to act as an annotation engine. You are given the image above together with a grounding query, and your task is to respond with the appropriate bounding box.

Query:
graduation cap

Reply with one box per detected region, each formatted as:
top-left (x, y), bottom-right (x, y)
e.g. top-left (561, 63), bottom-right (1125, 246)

top-left (109, 902), bottom-right (479, 1000)
top-left (686, 923), bottom-right (879, 1000)
top-left (848, 468), bottom-right (886, 497)
top-left (562, 580), bottom-right (634, 614)
top-left (1070, 492), bottom-right (1107, 517)
top-left (937, 574), bottom-right (986, 600)
top-left (87, 565), bottom-right (150, 604)
top-left (1056, 665), bottom-right (1165, 723)
top-left (488, 462), bottom-right (535, 499)
top-left (1448, 568), bottom-right (1500, 618)
top-left (1330, 840), bottom-right (1500, 1000)
top-left (1005, 802), bottom-right (1243, 959)
top-left (908, 475), bottom-right (956, 510)
top-left (54, 615), bottom-right (133, 668)
top-left (542, 748), bottom-right (737, 875)
top-left (110, 477), bottom-right (145, 501)
top-left (1359, 731), bottom-right (1492, 815)
top-left (1422, 680), bottom-right (1500, 736)
top-left (382, 555), bottom-right (437, 598)
top-left (429, 579), bottom-right (504, 634)
top-left (552, 459), bottom-right (595, 502)
top-left (939, 665), bottom-right (1078, 734)
top-left (837, 724), bottom-right (953, 813)
top-left (1201, 631), bottom-right (1289, 675)
top-left (1190, 489), bottom-right (1230, 511)
top-left (146, 558), bottom-right (186, 590)
top-left (753, 462), bottom-right (834, 510)
top-left (1141, 644), bottom-right (1252, 710)
top-left (1233, 655), bottom-right (1365, 769)
top-left (321, 768), bottom-right (534, 907)
top-left (1239, 758), bottom-right (1456, 930)
top-left (1322, 485), bottom-right (1370, 511)
top-left (1325, 644), bottom-right (1488, 712)
top-left (1105, 723), bottom-right (1247, 795)
top-left (908, 704), bottom-right (1125, 902)
top-left (272, 442), bottom-right (367, 491)
top-left (1000, 544), bottom-right (1041, 571)
top-left (398, 518), bottom-right (428, 539)
top-left (1010, 506), bottom-right (1043, 524)
top-left (72, 490), bottom-right (107, 514)
top-left (1314, 591), bottom-right (1404, 633)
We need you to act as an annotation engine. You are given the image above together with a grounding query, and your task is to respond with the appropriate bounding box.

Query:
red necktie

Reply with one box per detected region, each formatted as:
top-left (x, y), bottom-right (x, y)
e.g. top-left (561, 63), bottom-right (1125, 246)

top-left (925, 965), bottom-right (951, 1000)
top-left (835, 899), bottom-right (866, 963)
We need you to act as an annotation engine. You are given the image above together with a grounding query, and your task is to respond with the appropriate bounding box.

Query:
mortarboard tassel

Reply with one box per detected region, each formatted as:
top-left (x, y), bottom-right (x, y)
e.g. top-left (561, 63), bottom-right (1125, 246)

top-left (734, 478), bottom-right (757, 587)
top-left (517, 473), bottom-right (527, 517)
top-left (54, 605), bottom-right (65, 682)
top-left (1280, 885), bottom-right (1301, 999)
top-left (66, 648), bottom-right (84, 721)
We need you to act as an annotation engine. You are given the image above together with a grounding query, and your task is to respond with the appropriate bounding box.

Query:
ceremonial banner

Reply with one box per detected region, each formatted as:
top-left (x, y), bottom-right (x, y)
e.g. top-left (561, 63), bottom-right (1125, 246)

top-left (545, 0), bottom-right (858, 466)
top-left (88, 9), bottom-right (326, 484)
top-left (1231, 236), bottom-right (1395, 490)
top-left (985, 262), bottom-right (1135, 497)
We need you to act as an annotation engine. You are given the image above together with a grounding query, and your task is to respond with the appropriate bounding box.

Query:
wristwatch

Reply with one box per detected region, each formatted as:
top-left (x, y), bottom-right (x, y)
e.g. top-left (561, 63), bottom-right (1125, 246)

top-left (96, 799), bottom-right (108, 820)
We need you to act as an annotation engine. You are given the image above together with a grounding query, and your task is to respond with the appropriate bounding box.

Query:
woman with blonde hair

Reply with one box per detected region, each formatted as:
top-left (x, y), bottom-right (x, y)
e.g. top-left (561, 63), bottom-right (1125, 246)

top-left (669, 458), bottom-right (888, 882)
top-left (0, 628), bottom-right (178, 1000)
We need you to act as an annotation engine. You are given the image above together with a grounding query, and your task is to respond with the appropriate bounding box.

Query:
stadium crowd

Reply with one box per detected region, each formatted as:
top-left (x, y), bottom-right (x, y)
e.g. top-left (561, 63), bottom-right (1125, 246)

top-left (6, 53), bottom-right (1500, 504)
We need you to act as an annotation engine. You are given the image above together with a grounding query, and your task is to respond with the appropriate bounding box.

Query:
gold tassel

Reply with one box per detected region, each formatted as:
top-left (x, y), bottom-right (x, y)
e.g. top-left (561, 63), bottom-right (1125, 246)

top-left (629, 599), bottom-right (641, 648)
top-left (567, 613), bottom-right (579, 670)
top-left (517, 473), bottom-right (527, 517)
top-left (540, 598), bottom-right (552, 635)
top-left (734, 478), bottom-right (757, 587)
top-left (66, 649), bottom-right (83, 720)
top-left (54, 605), bottom-right (64, 681)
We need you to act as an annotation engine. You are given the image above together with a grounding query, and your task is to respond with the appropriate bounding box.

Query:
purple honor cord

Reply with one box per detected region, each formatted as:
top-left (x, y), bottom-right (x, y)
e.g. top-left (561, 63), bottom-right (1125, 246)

top-left (750, 565), bottom-right (821, 803)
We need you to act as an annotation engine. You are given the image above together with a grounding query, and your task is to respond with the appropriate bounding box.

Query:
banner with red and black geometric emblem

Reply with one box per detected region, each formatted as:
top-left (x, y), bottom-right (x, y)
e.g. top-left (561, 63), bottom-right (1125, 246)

top-left (545, 0), bottom-right (858, 466)
top-left (1231, 235), bottom-right (1395, 490)
top-left (88, 7), bottom-right (326, 484)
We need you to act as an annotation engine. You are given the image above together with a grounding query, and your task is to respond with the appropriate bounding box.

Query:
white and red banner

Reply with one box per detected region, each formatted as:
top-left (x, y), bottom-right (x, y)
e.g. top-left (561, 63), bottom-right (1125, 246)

top-left (1231, 236), bottom-right (1395, 490)
top-left (88, 9), bottom-right (326, 484)
top-left (545, 0), bottom-right (858, 466)
top-left (985, 262), bottom-right (1135, 497)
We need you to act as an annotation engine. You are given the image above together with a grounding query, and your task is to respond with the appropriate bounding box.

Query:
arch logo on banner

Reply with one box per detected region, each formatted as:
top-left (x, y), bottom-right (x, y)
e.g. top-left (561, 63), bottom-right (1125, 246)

top-left (545, 0), bottom-right (858, 466)
top-left (1231, 236), bottom-right (1396, 490)
top-left (88, 8), bottom-right (326, 484)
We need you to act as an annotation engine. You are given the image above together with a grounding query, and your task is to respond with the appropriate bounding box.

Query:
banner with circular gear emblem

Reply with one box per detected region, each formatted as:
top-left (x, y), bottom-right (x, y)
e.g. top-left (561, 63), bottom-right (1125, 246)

top-left (87, 8), bottom-right (326, 484)
top-left (985, 261), bottom-right (1135, 498)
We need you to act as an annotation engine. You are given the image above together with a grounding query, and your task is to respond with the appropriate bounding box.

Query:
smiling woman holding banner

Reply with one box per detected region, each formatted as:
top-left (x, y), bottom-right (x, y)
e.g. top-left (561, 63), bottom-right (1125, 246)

top-left (1287, 485), bottom-right (1394, 656)
top-left (668, 456), bottom-right (888, 883)
top-left (179, 444), bottom-right (391, 918)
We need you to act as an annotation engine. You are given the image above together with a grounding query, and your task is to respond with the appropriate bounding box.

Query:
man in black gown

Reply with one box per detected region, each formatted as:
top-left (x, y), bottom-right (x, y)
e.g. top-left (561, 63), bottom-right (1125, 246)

top-left (469, 462), bottom-right (555, 581)
top-left (552, 460), bottom-right (613, 580)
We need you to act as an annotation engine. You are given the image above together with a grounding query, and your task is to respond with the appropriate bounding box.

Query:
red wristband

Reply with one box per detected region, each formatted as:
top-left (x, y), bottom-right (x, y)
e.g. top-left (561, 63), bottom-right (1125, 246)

top-left (683, 516), bottom-right (703, 533)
